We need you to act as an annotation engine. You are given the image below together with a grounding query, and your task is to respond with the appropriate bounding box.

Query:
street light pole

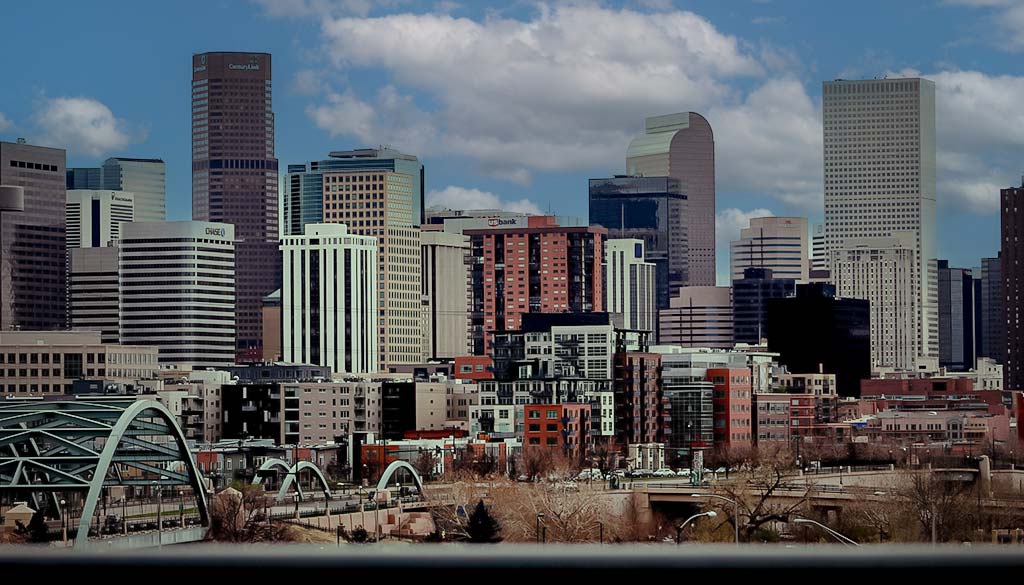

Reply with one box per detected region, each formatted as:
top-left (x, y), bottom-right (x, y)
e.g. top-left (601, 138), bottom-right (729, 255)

top-left (536, 512), bottom-right (545, 544)
top-left (676, 511), bottom-right (716, 544)
top-left (60, 498), bottom-right (67, 544)
top-left (792, 517), bottom-right (858, 546)
top-left (691, 493), bottom-right (740, 545)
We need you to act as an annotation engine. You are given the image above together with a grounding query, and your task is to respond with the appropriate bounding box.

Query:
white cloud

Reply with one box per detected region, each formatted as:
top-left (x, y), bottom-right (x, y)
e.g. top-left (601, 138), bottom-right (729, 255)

top-left (292, 69), bottom-right (326, 95)
top-left (884, 68), bottom-right (1024, 213)
top-left (34, 97), bottom-right (138, 156)
top-left (426, 185), bottom-right (543, 214)
top-left (710, 78), bottom-right (822, 208)
top-left (309, 5), bottom-right (778, 184)
top-left (715, 207), bottom-right (775, 284)
top-left (0, 112), bottom-right (11, 132)
top-left (944, 0), bottom-right (1024, 51)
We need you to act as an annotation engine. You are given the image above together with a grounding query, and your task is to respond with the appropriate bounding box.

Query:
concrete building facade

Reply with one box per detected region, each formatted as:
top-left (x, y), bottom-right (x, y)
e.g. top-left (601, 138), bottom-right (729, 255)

top-left (604, 238), bottom-right (656, 333)
top-left (421, 230), bottom-right (471, 359)
top-left (119, 221), bottom-right (236, 367)
top-left (657, 286), bottom-right (733, 348)
top-left (65, 189), bottom-right (134, 248)
top-left (280, 223), bottom-right (378, 374)
top-left (730, 216), bottom-right (809, 283)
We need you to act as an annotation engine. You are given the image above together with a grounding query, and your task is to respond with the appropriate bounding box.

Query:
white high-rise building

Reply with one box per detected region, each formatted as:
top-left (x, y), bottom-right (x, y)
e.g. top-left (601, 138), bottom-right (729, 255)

top-left (729, 216), bottom-right (809, 283)
top-left (281, 223), bottom-right (378, 374)
top-left (811, 223), bottom-right (826, 272)
top-left (605, 238), bottom-right (656, 332)
top-left (831, 234), bottom-right (919, 373)
top-left (119, 221), bottom-right (235, 367)
top-left (65, 190), bottom-right (134, 248)
top-left (420, 230), bottom-right (471, 359)
top-left (102, 157), bottom-right (166, 222)
top-left (823, 77), bottom-right (937, 366)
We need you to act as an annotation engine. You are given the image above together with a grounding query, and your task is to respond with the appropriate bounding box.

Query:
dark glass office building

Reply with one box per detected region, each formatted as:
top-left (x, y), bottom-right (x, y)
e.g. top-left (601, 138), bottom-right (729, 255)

top-left (733, 267), bottom-right (795, 345)
top-left (1001, 186), bottom-right (1024, 391)
top-left (979, 255), bottom-right (1003, 363)
top-left (588, 176), bottom-right (686, 309)
top-left (766, 283), bottom-right (870, 397)
top-left (938, 260), bottom-right (976, 372)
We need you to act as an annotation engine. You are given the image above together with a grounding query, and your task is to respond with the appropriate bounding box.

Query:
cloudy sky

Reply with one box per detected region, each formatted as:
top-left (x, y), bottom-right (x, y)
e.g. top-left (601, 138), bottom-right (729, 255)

top-left (2, 0), bottom-right (1021, 283)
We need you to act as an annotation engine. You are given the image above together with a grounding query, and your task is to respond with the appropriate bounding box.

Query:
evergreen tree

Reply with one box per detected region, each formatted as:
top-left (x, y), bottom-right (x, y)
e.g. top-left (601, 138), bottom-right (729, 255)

top-left (466, 499), bottom-right (501, 543)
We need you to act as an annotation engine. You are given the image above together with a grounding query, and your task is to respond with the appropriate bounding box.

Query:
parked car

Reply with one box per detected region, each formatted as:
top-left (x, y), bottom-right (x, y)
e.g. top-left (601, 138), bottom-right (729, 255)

top-left (575, 468), bottom-right (603, 481)
top-left (675, 468), bottom-right (691, 477)
top-left (559, 481), bottom-right (579, 491)
top-left (652, 468), bottom-right (676, 478)
top-left (629, 468), bottom-right (653, 478)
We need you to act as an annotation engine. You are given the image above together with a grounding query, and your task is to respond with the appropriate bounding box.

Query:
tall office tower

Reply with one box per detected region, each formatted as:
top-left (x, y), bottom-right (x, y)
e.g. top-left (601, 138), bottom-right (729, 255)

top-left (937, 260), bottom-right (976, 372)
top-left (0, 141), bottom-right (67, 331)
top-left (823, 78), bottom-right (938, 366)
top-left (1002, 186), bottom-right (1024, 390)
top-left (286, 148), bottom-right (424, 368)
top-left (811, 223), bottom-right (827, 272)
top-left (192, 52), bottom-right (279, 362)
top-left (626, 112), bottom-right (715, 286)
top-left (284, 147), bottom-right (425, 235)
top-left (732, 268), bottom-right (796, 345)
top-left (831, 234), bottom-right (919, 373)
top-left (657, 286), bottom-right (733, 348)
top-left (69, 247), bottom-right (119, 343)
top-left (729, 216), bottom-right (809, 283)
top-left (101, 158), bottom-right (166, 222)
top-left (979, 256), bottom-right (1003, 363)
top-left (588, 176), bottom-right (687, 309)
top-left (421, 230), bottom-right (471, 359)
top-left (604, 238), bottom-right (656, 333)
top-left (119, 221), bottom-right (235, 367)
top-left (65, 190), bottom-right (134, 248)
top-left (281, 223), bottom-right (378, 374)
top-left (466, 216), bottom-right (605, 355)
top-left (66, 167), bottom-right (101, 190)
top-left (767, 283), bottom-right (870, 398)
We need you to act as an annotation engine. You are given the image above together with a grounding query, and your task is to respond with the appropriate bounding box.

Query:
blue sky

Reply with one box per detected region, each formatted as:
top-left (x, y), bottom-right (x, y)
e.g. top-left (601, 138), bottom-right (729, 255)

top-left (1, 0), bottom-right (1022, 283)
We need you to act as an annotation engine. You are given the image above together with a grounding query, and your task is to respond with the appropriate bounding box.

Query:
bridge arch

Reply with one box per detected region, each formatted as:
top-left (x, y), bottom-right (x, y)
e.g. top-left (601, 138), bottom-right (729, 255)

top-left (375, 460), bottom-right (424, 495)
top-left (252, 457), bottom-right (332, 502)
top-left (0, 398), bottom-right (210, 549)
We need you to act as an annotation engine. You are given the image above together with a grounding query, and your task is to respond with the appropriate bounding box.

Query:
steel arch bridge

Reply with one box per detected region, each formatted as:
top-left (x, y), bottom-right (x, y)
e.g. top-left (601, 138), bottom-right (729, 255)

top-left (251, 457), bottom-right (332, 502)
top-left (0, 398), bottom-right (210, 549)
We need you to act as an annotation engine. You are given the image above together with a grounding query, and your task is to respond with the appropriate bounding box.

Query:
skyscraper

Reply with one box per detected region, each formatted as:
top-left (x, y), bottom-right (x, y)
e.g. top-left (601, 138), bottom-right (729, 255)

top-left (65, 190), bottom-right (134, 248)
top-left (101, 158), bottom-right (166, 222)
top-left (626, 112), bottom-right (715, 286)
top-left (811, 223), bottom-right (826, 272)
top-left (979, 255), bottom-right (1003, 363)
top-left (937, 260), bottom-right (976, 372)
top-left (831, 235), bottom-right (918, 373)
top-left (119, 221), bottom-right (235, 367)
top-left (588, 176), bottom-right (686, 309)
top-left (69, 247), bottom-right (119, 343)
top-left (281, 223), bottom-right (378, 374)
top-left (604, 238), bottom-right (656, 333)
top-left (823, 78), bottom-right (937, 368)
top-left (192, 52), bottom-right (279, 362)
top-left (66, 167), bottom-right (101, 190)
top-left (0, 141), bottom-right (67, 331)
top-left (1001, 186), bottom-right (1024, 390)
top-left (421, 230), bottom-right (471, 360)
top-left (465, 216), bottom-right (606, 355)
top-left (732, 268), bottom-right (796, 345)
top-left (730, 216), bottom-right (809, 283)
top-left (286, 148), bottom-right (424, 368)
top-left (284, 147), bottom-right (424, 236)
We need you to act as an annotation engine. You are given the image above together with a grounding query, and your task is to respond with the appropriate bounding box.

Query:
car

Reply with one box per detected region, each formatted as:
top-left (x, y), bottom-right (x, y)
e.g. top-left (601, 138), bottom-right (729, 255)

top-left (629, 468), bottom-right (653, 478)
top-left (610, 469), bottom-right (626, 478)
top-left (675, 468), bottom-right (691, 477)
top-left (652, 468), bottom-right (676, 477)
top-left (516, 474), bottom-right (530, 482)
top-left (559, 481), bottom-right (579, 491)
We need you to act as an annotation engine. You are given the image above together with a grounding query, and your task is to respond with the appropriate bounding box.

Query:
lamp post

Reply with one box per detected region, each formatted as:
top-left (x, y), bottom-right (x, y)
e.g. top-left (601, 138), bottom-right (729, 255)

top-left (676, 510), bottom-right (716, 544)
top-left (121, 496), bottom-right (127, 535)
top-left (154, 478), bottom-right (165, 547)
top-left (178, 489), bottom-right (184, 527)
top-left (792, 517), bottom-right (858, 546)
top-left (536, 512), bottom-right (545, 544)
top-left (597, 520), bottom-right (604, 545)
top-left (60, 498), bottom-right (67, 544)
top-left (691, 493), bottom-right (740, 545)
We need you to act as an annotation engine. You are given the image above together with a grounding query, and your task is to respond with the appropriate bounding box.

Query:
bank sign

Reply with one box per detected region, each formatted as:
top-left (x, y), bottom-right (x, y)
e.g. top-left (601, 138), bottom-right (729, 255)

top-left (205, 227), bottom-right (227, 238)
top-left (446, 216), bottom-right (528, 233)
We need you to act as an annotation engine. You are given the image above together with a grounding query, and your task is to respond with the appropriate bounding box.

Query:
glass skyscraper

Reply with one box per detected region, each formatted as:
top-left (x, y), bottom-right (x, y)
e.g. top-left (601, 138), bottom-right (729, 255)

top-left (101, 157), bottom-right (165, 222)
top-left (589, 176), bottom-right (687, 310)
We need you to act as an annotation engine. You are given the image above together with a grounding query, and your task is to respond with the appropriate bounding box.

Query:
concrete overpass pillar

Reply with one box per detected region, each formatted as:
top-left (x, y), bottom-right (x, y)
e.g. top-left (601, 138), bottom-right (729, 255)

top-left (979, 455), bottom-right (992, 497)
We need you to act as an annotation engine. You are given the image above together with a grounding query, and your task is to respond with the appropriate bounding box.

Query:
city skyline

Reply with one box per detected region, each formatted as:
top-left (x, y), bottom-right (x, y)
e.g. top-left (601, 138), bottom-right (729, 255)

top-left (1, 1), bottom-right (1020, 284)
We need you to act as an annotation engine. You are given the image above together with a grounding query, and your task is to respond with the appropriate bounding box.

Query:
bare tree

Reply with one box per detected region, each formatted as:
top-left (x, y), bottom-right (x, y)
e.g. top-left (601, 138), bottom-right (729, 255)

top-left (898, 469), bottom-right (978, 543)
top-left (714, 455), bottom-right (810, 542)
top-left (413, 450), bottom-right (439, 481)
top-left (209, 484), bottom-right (288, 542)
